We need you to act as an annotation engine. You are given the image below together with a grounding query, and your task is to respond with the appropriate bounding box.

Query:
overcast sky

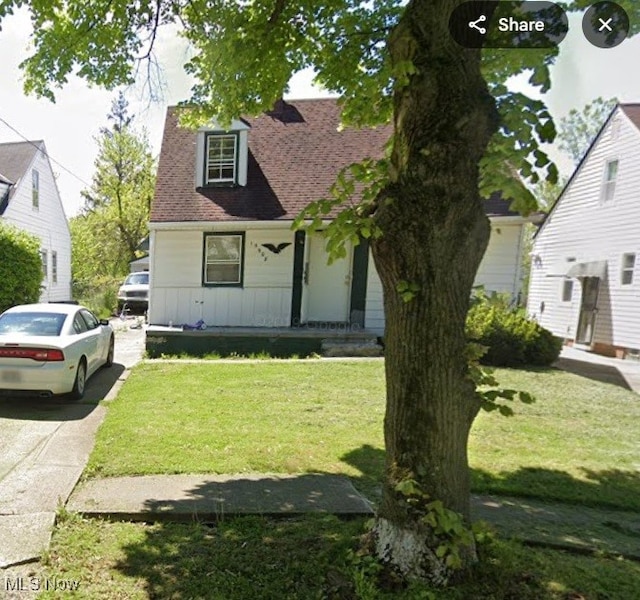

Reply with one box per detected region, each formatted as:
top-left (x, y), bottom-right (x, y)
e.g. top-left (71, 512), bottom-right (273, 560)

top-left (1, 8), bottom-right (639, 217)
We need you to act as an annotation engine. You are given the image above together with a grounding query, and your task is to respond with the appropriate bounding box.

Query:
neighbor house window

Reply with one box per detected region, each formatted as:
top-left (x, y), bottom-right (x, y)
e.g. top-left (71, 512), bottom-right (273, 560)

top-left (562, 279), bottom-right (573, 302)
top-left (40, 250), bottom-right (47, 279)
top-left (32, 169), bottom-right (39, 208)
top-left (52, 251), bottom-right (58, 284)
top-left (203, 233), bottom-right (244, 285)
top-left (601, 159), bottom-right (618, 203)
top-left (621, 253), bottom-right (635, 285)
top-left (205, 134), bottom-right (237, 184)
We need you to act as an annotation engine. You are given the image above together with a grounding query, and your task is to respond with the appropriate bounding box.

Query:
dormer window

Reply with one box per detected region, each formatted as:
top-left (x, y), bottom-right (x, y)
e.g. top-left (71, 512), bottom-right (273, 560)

top-left (205, 133), bottom-right (238, 185)
top-left (196, 120), bottom-right (249, 189)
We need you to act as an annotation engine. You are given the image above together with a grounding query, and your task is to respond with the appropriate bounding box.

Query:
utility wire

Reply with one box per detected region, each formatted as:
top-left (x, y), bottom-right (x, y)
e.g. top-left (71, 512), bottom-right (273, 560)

top-left (0, 115), bottom-right (92, 189)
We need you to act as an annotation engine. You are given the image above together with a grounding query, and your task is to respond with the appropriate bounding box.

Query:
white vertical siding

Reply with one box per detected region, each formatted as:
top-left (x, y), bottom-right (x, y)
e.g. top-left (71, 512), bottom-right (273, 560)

top-left (475, 224), bottom-right (524, 298)
top-left (150, 228), bottom-right (294, 326)
top-left (364, 252), bottom-right (384, 333)
top-left (2, 146), bottom-right (72, 302)
top-left (527, 108), bottom-right (640, 349)
top-left (364, 221), bottom-right (526, 334)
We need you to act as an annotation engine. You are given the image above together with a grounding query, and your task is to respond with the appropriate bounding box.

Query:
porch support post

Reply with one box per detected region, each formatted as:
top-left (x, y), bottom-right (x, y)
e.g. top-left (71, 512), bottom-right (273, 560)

top-left (349, 238), bottom-right (370, 329)
top-left (290, 230), bottom-right (306, 327)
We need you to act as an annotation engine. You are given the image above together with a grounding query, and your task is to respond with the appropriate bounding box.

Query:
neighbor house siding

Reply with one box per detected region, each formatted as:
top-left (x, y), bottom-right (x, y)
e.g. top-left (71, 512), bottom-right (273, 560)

top-left (527, 108), bottom-right (640, 350)
top-left (150, 228), bottom-right (295, 326)
top-left (2, 146), bottom-right (72, 302)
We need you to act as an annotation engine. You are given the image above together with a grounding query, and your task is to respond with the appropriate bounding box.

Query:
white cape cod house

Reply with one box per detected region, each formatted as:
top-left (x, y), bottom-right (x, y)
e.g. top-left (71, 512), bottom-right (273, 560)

top-left (147, 99), bottom-right (534, 356)
top-left (527, 103), bottom-right (640, 358)
top-left (0, 140), bottom-right (72, 302)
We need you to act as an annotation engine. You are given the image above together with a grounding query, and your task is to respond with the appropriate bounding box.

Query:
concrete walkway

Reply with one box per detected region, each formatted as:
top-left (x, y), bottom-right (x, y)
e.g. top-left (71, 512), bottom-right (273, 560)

top-left (557, 345), bottom-right (640, 393)
top-left (65, 473), bottom-right (640, 561)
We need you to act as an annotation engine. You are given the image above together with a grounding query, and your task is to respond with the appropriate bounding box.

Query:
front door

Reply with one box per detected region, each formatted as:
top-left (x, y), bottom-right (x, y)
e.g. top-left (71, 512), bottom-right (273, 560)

top-left (303, 234), bottom-right (351, 323)
top-left (575, 277), bottom-right (600, 345)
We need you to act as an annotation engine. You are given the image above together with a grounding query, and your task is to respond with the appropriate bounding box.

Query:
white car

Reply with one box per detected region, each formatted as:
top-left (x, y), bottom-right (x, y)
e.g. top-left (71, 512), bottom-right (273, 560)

top-left (0, 303), bottom-right (114, 399)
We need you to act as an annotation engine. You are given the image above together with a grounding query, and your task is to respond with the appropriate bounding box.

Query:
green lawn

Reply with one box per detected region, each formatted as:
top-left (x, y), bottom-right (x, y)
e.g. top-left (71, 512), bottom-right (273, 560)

top-left (43, 359), bottom-right (640, 599)
top-left (87, 360), bottom-right (640, 510)
top-left (40, 513), bottom-right (640, 600)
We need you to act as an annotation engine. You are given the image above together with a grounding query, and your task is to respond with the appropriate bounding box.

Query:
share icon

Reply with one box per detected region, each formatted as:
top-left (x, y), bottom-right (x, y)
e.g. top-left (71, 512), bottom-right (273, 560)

top-left (468, 14), bottom-right (487, 34)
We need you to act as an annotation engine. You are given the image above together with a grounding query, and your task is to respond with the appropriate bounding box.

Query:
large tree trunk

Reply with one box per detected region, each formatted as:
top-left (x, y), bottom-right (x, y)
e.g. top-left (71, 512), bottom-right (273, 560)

top-left (371, 0), bottom-right (498, 585)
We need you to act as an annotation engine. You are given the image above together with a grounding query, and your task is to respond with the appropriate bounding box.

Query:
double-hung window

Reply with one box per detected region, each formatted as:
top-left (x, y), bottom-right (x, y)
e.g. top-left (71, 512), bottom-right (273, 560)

top-left (205, 134), bottom-right (237, 184)
top-left (203, 233), bottom-right (244, 285)
top-left (601, 159), bottom-right (618, 203)
top-left (32, 169), bottom-right (39, 209)
top-left (40, 250), bottom-right (47, 279)
top-left (621, 253), bottom-right (635, 285)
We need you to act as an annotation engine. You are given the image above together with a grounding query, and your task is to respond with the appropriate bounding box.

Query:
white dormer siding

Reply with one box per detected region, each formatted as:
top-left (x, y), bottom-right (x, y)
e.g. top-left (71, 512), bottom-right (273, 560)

top-left (195, 119), bottom-right (250, 188)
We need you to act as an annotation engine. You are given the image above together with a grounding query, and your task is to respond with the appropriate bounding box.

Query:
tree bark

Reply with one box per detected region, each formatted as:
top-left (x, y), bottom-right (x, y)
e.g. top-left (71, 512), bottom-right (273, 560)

top-left (371, 0), bottom-right (498, 584)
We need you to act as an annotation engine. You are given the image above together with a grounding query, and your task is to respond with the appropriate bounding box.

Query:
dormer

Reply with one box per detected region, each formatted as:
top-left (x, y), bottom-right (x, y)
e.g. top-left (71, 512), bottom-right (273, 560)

top-left (195, 119), bottom-right (250, 189)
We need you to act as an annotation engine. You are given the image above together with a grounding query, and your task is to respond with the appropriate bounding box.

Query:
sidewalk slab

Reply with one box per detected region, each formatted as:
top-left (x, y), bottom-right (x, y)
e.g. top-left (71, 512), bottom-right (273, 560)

top-left (472, 494), bottom-right (640, 559)
top-left (0, 513), bottom-right (55, 569)
top-left (67, 474), bottom-right (374, 521)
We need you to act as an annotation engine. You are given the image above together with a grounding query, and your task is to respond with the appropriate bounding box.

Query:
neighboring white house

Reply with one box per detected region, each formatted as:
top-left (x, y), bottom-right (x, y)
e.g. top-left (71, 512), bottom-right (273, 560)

top-left (527, 103), bottom-right (640, 357)
top-left (0, 140), bottom-right (72, 302)
top-left (147, 99), bottom-right (535, 352)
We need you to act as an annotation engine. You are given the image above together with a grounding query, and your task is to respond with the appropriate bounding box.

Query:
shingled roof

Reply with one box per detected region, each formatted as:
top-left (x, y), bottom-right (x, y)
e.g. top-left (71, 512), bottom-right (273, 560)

top-left (621, 103), bottom-right (640, 130)
top-left (0, 140), bottom-right (42, 193)
top-left (151, 98), bottom-right (517, 223)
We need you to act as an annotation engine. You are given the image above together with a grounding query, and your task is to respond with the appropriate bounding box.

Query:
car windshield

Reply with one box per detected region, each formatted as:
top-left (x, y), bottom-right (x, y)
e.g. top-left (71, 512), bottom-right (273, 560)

top-left (0, 312), bottom-right (67, 336)
top-left (124, 272), bottom-right (149, 285)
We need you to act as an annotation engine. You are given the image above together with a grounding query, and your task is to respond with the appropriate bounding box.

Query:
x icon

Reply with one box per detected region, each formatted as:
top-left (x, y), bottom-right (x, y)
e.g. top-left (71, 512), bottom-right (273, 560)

top-left (598, 17), bottom-right (613, 31)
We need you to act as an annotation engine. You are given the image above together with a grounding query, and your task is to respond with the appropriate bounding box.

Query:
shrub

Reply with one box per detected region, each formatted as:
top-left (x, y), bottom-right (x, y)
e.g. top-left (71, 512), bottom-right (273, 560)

top-left (466, 292), bottom-right (562, 367)
top-left (0, 223), bottom-right (43, 313)
top-left (72, 275), bottom-right (122, 318)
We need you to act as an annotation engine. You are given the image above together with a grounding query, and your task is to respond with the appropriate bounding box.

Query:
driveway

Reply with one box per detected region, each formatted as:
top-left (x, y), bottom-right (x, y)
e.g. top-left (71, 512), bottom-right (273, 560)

top-left (0, 317), bottom-right (145, 574)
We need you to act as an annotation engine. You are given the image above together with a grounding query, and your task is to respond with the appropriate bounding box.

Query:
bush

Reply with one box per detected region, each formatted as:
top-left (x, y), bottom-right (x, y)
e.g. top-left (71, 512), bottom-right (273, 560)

top-left (72, 275), bottom-right (122, 318)
top-left (0, 224), bottom-right (43, 313)
top-left (466, 292), bottom-right (562, 367)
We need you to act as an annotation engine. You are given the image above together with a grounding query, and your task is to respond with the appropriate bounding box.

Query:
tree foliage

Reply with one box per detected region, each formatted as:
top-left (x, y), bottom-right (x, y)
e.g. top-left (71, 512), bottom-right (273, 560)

top-left (0, 223), bottom-right (42, 313)
top-left (71, 93), bottom-right (155, 296)
top-left (558, 96), bottom-right (618, 164)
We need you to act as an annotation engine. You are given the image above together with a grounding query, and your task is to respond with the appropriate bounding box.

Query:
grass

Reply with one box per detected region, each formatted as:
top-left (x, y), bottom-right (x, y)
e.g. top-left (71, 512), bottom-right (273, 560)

top-left (86, 360), bottom-right (640, 510)
top-left (39, 359), bottom-right (640, 598)
top-left (86, 361), bottom-right (386, 497)
top-left (39, 513), bottom-right (640, 599)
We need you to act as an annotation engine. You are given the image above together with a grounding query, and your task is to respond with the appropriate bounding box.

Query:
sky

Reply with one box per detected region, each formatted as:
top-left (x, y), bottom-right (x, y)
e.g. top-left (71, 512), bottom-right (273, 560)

top-left (1, 7), bottom-right (639, 218)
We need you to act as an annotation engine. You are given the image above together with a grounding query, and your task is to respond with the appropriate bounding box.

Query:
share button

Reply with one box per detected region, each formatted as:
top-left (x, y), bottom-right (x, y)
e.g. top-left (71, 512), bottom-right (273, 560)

top-left (449, 1), bottom-right (569, 48)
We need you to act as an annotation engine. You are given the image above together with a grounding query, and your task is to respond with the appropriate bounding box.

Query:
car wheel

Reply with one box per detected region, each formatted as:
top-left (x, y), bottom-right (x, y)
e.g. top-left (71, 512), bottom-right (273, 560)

top-left (70, 359), bottom-right (87, 400)
top-left (104, 335), bottom-right (115, 368)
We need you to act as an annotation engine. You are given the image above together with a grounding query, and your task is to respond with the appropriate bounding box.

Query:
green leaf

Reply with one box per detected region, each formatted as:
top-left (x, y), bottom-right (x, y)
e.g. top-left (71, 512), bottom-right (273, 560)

top-left (395, 479), bottom-right (421, 497)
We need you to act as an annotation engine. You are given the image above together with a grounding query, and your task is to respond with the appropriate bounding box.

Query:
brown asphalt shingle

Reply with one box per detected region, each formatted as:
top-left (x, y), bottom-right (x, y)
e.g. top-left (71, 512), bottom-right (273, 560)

top-left (621, 104), bottom-right (640, 131)
top-left (151, 98), bottom-right (519, 223)
top-left (151, 99), bottom-right (391, 223)
top-left (0, 140), bottom-right (41, 189)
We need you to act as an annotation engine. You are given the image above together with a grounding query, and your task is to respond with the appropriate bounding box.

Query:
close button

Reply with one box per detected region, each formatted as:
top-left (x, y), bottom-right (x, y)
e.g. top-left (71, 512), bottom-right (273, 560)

top-left (582, 1), bottom-right (630, 48)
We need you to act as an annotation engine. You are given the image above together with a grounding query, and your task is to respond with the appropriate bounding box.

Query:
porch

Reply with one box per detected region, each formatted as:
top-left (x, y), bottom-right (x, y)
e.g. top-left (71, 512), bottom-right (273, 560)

top-left (145, 324), bottom-right (384, 358)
